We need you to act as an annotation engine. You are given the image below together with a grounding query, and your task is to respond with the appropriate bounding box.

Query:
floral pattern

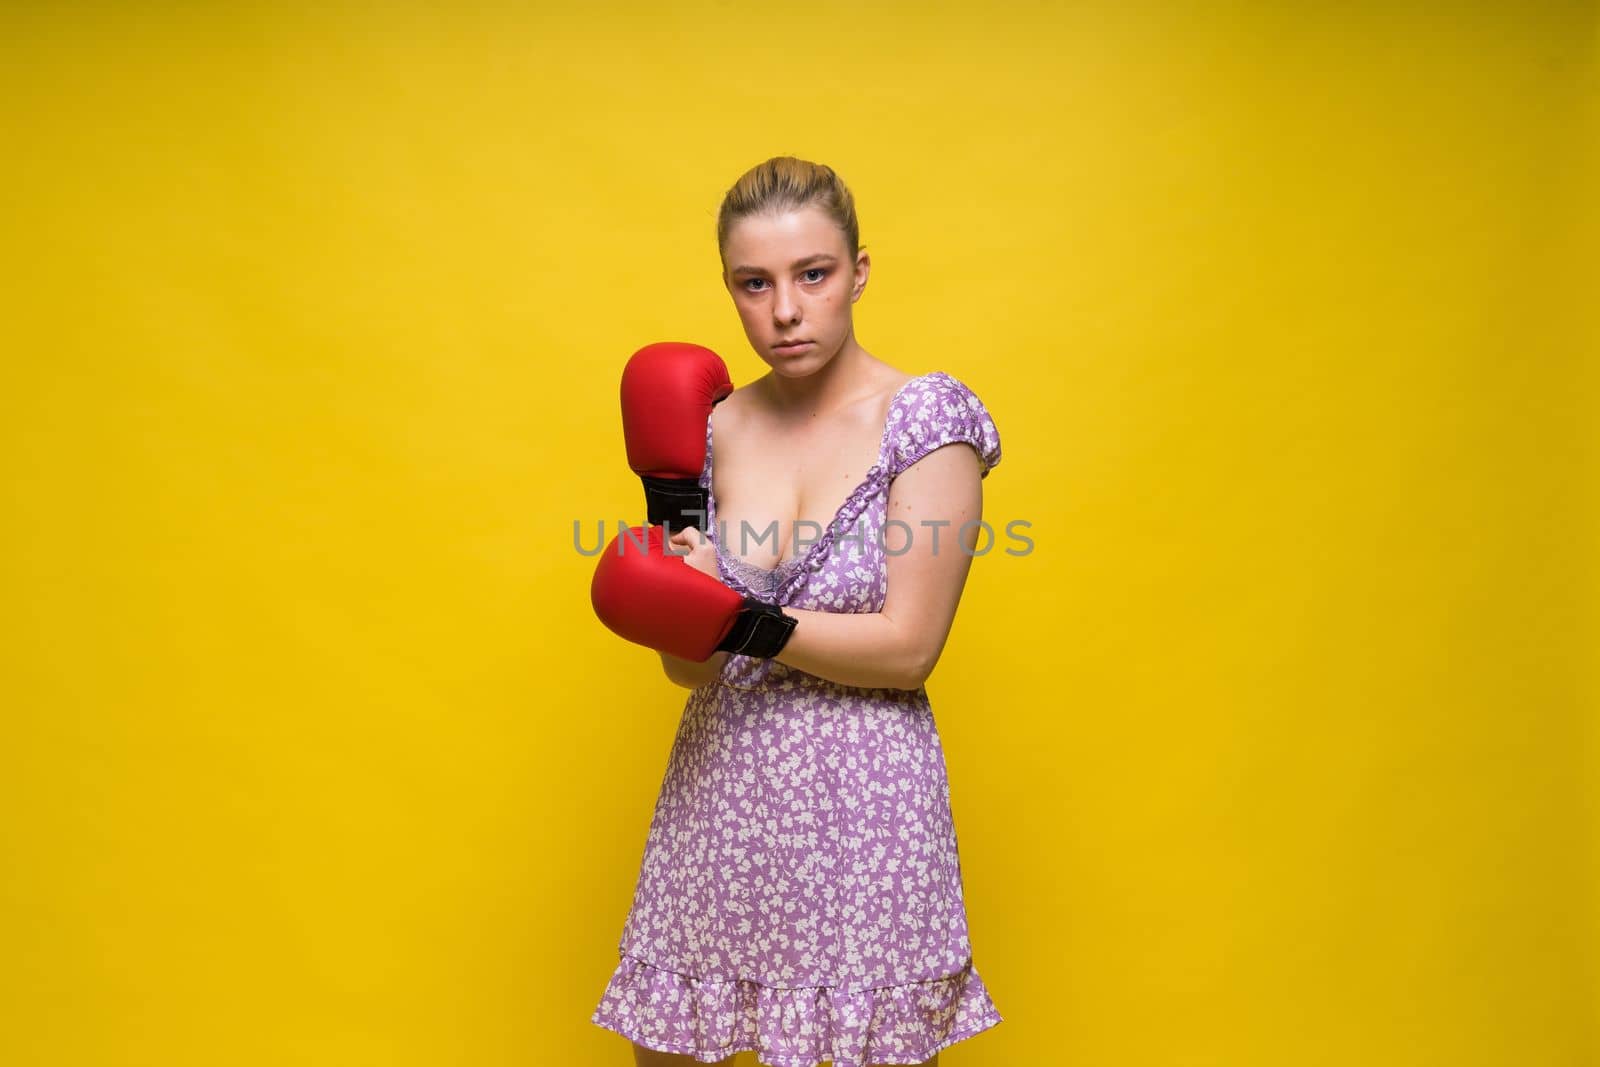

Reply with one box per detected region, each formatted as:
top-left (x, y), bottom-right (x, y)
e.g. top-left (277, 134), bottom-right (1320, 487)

top-left (592, 372), bottom-right (1004, 1066)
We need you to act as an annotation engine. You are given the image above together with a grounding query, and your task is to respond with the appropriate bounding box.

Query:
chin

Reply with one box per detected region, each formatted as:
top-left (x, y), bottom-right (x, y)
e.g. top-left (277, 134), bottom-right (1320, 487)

top-left (775, 354), bottom-right (828, 376)
top-left (775, 342), bottom-right (833, 364)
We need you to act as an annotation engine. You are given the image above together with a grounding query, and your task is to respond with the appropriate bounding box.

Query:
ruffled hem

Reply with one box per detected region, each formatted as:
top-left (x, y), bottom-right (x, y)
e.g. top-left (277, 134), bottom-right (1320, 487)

top-left (590, 953), bottom-right (1003, 1067)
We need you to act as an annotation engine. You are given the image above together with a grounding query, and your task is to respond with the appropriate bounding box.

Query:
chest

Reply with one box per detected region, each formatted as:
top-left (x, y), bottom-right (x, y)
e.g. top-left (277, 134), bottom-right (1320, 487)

top-left (710, 411), bottom-right (889, 568)
top-left (717, 477), bottom-right (892, 620)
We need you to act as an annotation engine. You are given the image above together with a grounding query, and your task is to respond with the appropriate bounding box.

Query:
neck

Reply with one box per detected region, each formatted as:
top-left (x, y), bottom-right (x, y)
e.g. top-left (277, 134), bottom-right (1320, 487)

top-left (763, 336), bottom-right (873, 418)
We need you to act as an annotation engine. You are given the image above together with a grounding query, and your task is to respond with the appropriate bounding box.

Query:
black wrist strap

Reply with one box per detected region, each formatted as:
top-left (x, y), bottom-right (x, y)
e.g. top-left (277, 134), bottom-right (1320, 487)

top-left (640, 476), bottom-right (709, 533)
top-left (715, 596), bottom-right (798, 659)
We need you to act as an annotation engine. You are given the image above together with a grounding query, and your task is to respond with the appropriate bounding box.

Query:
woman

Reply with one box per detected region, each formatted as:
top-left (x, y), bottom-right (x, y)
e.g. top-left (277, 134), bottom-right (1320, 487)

top-left (591, 157), bottom-right (1005, 1066)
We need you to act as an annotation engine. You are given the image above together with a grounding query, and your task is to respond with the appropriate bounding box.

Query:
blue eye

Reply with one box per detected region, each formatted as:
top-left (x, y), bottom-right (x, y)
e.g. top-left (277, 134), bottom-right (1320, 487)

top-left (742, 269), bottom-right (825, 293)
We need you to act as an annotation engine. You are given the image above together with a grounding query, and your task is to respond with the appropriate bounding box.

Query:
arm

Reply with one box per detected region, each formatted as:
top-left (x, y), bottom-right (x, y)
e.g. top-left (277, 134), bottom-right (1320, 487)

top-left (659, 649), bottom-right (729, 690)
top-left (655, 526), bottom-right (731, 688)
top-left (773, 441), bottom-right (985, 690)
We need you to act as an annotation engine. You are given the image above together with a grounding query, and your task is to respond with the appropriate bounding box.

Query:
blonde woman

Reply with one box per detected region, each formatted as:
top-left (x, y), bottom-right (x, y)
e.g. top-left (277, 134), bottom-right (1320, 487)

top-left (592, 156), bottom-right (1005, 1067)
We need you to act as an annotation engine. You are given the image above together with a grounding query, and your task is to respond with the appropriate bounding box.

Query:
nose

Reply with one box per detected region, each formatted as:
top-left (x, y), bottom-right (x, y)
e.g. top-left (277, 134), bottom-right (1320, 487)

top-left (771, 281), bottom-right (801, 327)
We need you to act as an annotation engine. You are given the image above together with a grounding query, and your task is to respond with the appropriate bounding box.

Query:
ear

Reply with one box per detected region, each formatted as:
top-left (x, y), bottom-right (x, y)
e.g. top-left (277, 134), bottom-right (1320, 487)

top-left (851, 249), bottom-right (871, 301)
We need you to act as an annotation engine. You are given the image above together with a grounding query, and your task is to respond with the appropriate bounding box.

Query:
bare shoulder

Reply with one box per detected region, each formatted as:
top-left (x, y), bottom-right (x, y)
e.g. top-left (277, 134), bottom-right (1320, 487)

top-left (873, 370), bottom-right (918, 417)
top-left (709, 379), bottom-right (762, 431)
top-left (839, 368), bottom-right (917, 442)
top-left (707, 380), bottom-right (768, 460)
top-left (881, 370), bottom-right (917, 399)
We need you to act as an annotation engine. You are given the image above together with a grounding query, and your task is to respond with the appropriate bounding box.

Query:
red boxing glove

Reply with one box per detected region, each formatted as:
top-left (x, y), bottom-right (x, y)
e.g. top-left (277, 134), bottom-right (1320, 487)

top-left (590, 524), bottom-right (797, 662)
top-left (622, 341), bottom-right (733, 531)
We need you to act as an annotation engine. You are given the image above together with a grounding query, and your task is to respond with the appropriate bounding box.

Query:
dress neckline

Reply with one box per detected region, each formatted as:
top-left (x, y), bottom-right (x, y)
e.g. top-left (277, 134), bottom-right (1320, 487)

top-left (707, 373), bottom-right (929, 577)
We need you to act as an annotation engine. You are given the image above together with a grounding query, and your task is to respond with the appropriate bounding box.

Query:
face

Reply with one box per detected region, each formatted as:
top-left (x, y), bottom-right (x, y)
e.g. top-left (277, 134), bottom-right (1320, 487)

top-left (721, 205), bottom-right (870, 377)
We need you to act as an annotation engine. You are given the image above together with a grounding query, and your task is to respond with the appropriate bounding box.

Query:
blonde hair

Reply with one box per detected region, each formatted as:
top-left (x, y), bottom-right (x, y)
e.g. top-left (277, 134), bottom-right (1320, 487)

top-left (716, 156), bottom-right (862, 269)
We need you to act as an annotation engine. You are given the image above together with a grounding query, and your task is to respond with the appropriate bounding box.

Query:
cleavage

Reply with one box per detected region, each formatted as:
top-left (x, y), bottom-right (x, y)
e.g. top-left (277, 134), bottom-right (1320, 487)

top-left (714, 441), bottom-right (880, 569)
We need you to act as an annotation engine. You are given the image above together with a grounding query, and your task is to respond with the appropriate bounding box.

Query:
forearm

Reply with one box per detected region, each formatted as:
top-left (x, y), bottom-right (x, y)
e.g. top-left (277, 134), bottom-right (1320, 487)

top-left (773, 608), bottom-right (931, 691)
top-left (659, 650), bottom-right (728, 690)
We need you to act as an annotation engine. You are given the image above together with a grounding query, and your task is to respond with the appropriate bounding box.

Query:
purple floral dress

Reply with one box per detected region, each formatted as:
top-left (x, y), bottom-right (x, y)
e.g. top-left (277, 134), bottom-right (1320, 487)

top-left (592, 372), bottom-right (1004, 1066)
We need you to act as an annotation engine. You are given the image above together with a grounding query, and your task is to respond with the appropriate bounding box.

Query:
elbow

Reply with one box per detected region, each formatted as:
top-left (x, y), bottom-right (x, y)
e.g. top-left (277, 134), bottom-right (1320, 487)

top-left (661, 650), bottom-right (725, 690)
top-left (898, 647), bottom-right (940, 691)
top-left (659, 652), bottom-right (702, 690)
top-left (663, 670), bottom-right (699, 690)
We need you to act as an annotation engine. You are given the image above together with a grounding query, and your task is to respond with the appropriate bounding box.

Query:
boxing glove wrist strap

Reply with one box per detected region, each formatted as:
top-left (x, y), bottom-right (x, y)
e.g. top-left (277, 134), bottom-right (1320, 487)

top-left (639, 475), bottom-right (709, 533)
top-left (715, 596), bottom-right (798, 659)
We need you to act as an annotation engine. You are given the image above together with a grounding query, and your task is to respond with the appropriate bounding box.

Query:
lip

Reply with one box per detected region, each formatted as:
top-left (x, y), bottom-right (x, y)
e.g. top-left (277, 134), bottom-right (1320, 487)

top-left (773, 340), bottom-right (813, 353)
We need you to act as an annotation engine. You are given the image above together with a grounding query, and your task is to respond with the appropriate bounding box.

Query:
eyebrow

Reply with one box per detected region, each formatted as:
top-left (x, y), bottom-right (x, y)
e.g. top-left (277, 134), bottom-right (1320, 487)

top-left (728, 253), bottom-right (839, 277)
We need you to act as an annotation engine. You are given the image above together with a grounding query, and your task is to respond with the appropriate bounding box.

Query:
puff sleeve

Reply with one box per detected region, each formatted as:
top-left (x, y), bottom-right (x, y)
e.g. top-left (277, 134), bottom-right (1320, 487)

top-left (886, 372), bottom-right (1003, 480)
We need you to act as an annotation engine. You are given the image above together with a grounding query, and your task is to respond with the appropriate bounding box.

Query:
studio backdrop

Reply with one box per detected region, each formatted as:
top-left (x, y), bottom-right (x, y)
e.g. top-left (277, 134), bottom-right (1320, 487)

top-left (3, 3), bottom-right (1595, 1066)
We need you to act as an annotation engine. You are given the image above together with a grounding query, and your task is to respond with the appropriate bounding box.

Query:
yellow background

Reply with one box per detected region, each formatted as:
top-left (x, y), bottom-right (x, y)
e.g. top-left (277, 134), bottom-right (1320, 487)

top-left (3, 3), bottom-right (1595, 1065)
